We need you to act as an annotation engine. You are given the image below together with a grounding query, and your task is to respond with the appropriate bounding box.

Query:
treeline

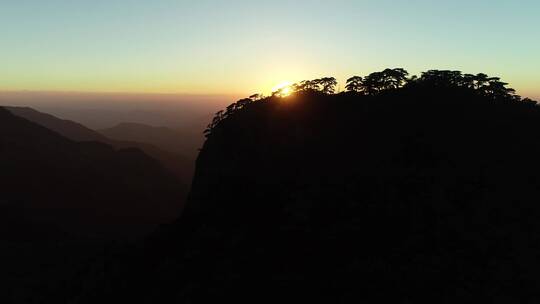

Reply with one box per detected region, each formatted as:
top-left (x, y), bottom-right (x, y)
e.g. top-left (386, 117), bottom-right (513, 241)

top-left (204, 68), bottom-right (537, 137)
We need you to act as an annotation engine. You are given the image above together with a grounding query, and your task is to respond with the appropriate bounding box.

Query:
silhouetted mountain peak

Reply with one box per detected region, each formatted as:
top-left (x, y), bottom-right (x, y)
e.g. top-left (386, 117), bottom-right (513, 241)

top-left (151, 73), bottom-right (540, 302)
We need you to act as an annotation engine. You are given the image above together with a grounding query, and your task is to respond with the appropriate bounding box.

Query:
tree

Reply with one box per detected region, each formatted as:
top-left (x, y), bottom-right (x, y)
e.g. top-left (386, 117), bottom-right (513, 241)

top-left (417, 70), bottom-right (463, 87)
top-left (382, 68), bottom-right (409, 89)
top-left (236, 98), bottom-right (253, 108)
top-left (345, 76), bottom-right (364, 93)
top-left (317, 77), bottom-right (338, 94)
top-left (249, 94), bottom-right (264, 101)
top-left (362, 72), bottom-right (386, 95)
top-left (414, 70), bottom-right (519, 100)
top-left (272, 86), bottom-right (292, 98)
top-left (473, 73), bottom-right (490, 90)
top-left (483, 78), bottom-right (516, 99)
top-left (293, 80), bottom-right (320, 92)
top-left (461, 74), bottom-right (476, 89)
top-left (357, 68), bottom-right (410, 95)
top-left (204, 110), bottom-right (225, 137)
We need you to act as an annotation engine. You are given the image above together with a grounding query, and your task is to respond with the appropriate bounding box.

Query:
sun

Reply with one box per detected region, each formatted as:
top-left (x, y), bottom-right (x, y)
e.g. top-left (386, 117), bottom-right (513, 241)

top-left (272, 81), bottom-right (294, 97)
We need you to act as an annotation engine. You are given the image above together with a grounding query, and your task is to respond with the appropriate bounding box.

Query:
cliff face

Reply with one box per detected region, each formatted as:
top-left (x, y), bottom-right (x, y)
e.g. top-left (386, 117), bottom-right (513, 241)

top-left (77, 86), bottom-right (540, 303)
top-left (171, 87), bottom-right (540, 301)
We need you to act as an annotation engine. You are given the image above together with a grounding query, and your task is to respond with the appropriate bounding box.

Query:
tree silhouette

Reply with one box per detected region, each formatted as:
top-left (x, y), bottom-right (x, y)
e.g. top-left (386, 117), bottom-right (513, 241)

top-left (291, 82), bottom-right (306, 92)
top-left (345, 76), bottom-right (364, 93)
top-left (358, 68), bottom-right (410, 95)
top-left (249, 94), bottom-right (264, 101)
top-left (417, 70), bottom-right (463, 87)
top-left (483, 78), bottom-right (516, 99)
top-left (204, 69), bottom-right (533, 137)
top-left (382, 68), bottom-right (409, 89)
top-left (414, 70), bottom-right (520, 100)
top-left (364, 71), bottom-right (389, 94)
top-left (316, 77), bottom-right (338, 94)
top-left (473, 73), bottom-right (490, 90)
top-left (293, 80), bottom-right (320, 92)
top-left (291, 78), bottom-right (336, 94)
top-left (461, 73), bottom-right (476, 88)
top-left (236, 98), bottom-right (253, 108)
top-left (272, 87), bottom-right (291, 98)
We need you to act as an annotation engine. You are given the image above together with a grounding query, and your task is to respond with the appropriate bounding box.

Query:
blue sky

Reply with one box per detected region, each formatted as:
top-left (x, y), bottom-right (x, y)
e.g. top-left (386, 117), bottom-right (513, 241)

top-left (1, 0), bottom-right (538, 98)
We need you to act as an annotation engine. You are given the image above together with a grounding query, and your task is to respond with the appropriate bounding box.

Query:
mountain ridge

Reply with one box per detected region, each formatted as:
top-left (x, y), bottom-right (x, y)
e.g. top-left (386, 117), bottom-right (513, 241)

top-left (99, 121), bottom-right (203, 160)
top-left (5, 106), bottom-right (195, 184)
top-left (0, 107), bottom-right (185, 237)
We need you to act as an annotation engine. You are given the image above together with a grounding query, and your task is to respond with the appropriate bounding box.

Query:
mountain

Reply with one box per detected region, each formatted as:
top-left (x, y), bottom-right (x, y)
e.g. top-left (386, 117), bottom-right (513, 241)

top-left (5, 106), bottom-right (195, 183)
top-left (92, 83), bottom-right (540, 302)
top-left (99, 122), bottom-right (204, 160)
top-left (5, 106), bottom-right (109, 142)
top-left (0, 91), bottom-right (231, 130)
top-left (0, 107), bottom-right (185, 237)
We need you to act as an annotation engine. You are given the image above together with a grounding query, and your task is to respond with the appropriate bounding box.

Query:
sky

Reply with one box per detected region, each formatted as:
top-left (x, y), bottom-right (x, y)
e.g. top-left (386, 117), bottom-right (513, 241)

top-left (1, 0), bottom-right (539, 99)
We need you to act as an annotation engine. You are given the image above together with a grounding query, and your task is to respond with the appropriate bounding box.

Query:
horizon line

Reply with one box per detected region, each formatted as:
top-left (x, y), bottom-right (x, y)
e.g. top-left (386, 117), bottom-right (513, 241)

top-left (0, 88), bottom-right (537, 101)
top-left (0, 89), bottom-right (244, 98)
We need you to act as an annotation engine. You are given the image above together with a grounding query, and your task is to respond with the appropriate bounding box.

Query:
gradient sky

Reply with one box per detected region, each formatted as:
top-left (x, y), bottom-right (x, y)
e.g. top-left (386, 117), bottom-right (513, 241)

top-left (1, 1), bottom-right (539, 98)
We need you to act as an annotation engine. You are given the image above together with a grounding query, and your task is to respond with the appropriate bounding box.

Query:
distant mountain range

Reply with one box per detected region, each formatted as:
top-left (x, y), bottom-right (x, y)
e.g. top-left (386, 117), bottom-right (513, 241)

top-left (99, 122), bottom-right (203, 161)
top-left (0, 90), bottom-right (230, 130)
top-left (0, 106), bottom-right (199, 302)
top-left (6, 106), bottom-right (108, 142)
top-left (0, 107), bottom-right (186, 237)
top-left (5, 106), bottom-right (196, 184)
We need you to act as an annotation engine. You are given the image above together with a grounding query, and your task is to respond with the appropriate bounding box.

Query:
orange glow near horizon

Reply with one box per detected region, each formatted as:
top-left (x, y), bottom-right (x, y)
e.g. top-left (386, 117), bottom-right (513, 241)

top-left (271, 81), bottom-right (294, 97)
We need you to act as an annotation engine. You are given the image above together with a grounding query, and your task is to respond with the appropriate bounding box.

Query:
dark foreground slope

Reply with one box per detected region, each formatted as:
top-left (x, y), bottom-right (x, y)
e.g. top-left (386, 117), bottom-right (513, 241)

top-left (94, 85), bottom-right (540, 303)
top-left (0, 107), bottom-right (184, 236)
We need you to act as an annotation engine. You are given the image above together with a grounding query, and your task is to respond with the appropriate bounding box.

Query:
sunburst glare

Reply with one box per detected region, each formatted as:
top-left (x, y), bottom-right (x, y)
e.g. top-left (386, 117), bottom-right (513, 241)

top-left (272, 81), bottom-right (294, 97)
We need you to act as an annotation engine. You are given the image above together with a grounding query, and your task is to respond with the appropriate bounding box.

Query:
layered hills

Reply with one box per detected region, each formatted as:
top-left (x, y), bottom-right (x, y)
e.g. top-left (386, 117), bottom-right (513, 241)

top-left (5, 106), bottom-right (195, 184)
top-left (0, 107), bottom-right (184, 237)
